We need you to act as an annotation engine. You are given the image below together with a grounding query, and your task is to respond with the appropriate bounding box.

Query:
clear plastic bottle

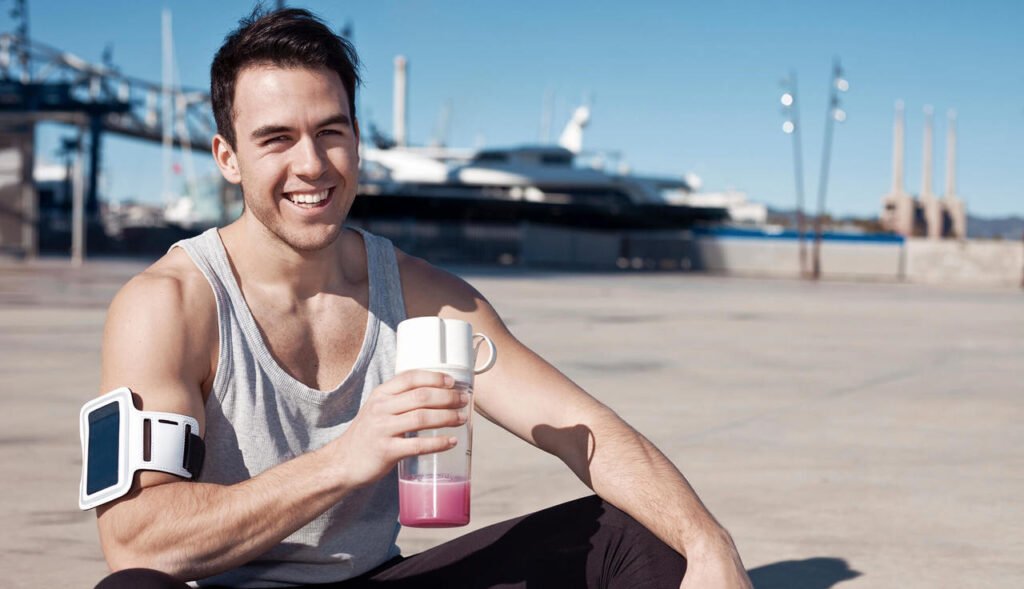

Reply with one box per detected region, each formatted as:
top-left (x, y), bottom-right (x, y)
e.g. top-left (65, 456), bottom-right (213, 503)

top-left (394, 317), bottom-right (495, 527)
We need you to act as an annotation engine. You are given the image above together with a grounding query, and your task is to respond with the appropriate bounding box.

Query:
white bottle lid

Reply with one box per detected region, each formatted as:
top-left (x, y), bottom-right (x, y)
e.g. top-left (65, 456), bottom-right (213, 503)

top-left (395, 317), bottom-right (496, 381)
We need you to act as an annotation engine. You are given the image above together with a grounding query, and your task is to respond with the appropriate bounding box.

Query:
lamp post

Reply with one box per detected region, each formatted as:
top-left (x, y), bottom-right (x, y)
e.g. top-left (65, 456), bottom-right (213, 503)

top-left (780, 72), bottom-right (808, 277)
top-left (811, 58), bottom-right (848, 280)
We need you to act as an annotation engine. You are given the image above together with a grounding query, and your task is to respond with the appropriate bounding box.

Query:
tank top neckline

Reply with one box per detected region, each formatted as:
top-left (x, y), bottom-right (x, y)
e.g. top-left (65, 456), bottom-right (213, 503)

top-left (207, 226), bottom-right (381, 400)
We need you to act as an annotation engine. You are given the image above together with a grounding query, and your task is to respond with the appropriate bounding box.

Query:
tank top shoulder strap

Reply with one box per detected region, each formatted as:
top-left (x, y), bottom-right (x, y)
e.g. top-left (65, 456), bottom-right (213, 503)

top-left (168, 228), bottom-right (234, 390)
top-left (350, 227), bottom-right (406, 329)
top-left (168, 228), bottom-right (234, 310)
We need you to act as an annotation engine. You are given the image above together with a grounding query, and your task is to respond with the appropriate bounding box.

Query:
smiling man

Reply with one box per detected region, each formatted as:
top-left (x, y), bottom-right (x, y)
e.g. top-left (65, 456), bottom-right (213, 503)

top-left (90, 8), bottom-right (750, 589)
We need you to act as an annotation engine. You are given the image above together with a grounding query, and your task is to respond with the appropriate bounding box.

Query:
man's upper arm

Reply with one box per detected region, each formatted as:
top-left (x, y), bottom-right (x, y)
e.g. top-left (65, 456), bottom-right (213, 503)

top-left (98, 262), bottom-right (210, 492)
top-left (399, 253), bottom-right (610, 462)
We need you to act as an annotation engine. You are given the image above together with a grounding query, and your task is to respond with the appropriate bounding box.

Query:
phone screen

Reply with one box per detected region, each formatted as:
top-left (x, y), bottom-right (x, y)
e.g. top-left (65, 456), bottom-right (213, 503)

top-left (86, 401), bottom-right (121, 495)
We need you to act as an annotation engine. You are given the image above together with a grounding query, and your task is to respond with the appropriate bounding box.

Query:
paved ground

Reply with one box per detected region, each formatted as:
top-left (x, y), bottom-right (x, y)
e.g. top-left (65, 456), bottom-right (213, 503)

top-left (1, 256), bottom-right (1021, 588)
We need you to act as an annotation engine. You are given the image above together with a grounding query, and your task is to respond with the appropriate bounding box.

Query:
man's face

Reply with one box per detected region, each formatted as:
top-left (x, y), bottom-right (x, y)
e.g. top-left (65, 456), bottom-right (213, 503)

top-left (221, 65), bottom-right (359, 252)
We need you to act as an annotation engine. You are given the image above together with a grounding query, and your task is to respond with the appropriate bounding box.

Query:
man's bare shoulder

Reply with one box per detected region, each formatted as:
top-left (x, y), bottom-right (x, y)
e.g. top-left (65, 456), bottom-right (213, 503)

top-left (102, 247), bottom-right (217, 396)
top-left (110, 247), bottom-right (214, 324)
top-left (394, 249), bottom-right (505, 330)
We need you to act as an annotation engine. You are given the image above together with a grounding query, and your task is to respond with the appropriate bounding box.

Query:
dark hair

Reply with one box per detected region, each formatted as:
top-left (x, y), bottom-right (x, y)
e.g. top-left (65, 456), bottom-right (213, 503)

top-left (210, 7), bottom-right (361, 148)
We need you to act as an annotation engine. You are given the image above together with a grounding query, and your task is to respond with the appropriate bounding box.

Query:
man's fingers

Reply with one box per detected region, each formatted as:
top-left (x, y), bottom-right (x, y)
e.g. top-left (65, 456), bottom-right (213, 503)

top-left (392, 408), bottom-right (465, 436)
top-left (387, 387), bottom-right (469, 414)
top-left (395, 434), bottom-right (458, 458)
top-left (376, 370), bottom-right (454, 396)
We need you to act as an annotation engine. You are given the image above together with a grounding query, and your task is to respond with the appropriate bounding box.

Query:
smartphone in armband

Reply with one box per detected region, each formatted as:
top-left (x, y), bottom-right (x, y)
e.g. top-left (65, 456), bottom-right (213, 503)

top-left (78, 387), bottom-right (204, 510)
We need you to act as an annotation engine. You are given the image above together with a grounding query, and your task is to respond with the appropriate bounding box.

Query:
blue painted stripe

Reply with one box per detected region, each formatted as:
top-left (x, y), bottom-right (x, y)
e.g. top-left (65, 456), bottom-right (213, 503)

top-left (694, 227), bottom-right (905, 244)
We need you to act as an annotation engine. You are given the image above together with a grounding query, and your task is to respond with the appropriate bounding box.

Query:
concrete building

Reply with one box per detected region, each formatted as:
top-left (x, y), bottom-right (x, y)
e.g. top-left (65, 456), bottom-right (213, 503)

top-left (0, 124), bottom-right (36, 258)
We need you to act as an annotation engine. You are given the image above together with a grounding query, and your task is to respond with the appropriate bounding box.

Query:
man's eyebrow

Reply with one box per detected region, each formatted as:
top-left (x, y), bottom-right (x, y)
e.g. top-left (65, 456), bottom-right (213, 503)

top-left (248, 114), bottom-right (351, 141)
top-left (317, 113), bottom-right (352, 129)
top-left (250, 124), bottom-right (293, 141)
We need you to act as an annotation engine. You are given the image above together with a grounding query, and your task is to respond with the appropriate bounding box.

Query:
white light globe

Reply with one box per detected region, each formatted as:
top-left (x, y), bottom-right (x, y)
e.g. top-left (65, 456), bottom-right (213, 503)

top-left (782, 121), bottom-right (795, 134)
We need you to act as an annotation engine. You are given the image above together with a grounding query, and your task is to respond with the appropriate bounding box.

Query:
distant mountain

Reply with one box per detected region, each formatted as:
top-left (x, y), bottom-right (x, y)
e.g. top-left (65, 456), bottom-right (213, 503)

top-left (764, 207), bottom-right (883, 232)
top-left (966, 215), bottom-right (1024, 240)
top-left (765, 207), bottom-right (801, 227)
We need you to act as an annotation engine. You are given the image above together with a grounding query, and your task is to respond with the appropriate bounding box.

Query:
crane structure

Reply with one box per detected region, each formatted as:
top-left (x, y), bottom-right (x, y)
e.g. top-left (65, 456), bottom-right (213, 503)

top-left (0, 28), bottom-right (215, 258)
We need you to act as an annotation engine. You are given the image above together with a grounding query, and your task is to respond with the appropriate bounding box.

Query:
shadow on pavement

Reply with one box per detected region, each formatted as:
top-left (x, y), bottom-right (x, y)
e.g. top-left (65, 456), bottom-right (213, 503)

top-left (748, 557), bottom-right (861, 589)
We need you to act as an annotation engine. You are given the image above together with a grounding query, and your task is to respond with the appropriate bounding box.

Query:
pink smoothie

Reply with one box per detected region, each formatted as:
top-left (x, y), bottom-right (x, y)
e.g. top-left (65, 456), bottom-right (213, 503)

top-left (399, 477), bottom-right (471, 528)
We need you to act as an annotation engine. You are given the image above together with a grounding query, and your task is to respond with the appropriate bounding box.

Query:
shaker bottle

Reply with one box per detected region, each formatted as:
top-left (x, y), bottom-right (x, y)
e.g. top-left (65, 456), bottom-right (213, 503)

top-left (395, 317), bottom-right (496, 527)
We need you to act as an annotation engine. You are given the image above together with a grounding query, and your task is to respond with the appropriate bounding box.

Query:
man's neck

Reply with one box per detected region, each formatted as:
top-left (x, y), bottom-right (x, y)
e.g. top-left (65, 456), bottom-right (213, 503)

top-left (219, 216), bottom-right (354, 300)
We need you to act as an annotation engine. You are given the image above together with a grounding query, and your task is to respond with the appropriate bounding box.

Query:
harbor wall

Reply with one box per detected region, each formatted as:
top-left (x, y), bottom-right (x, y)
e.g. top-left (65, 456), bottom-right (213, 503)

top-left (518, 224), bottom-right (1024, 287)
top-left (693, 231), bottom-right (904, 281)
top-left (521, 224), bottom-right (620, 269)
top-left (904, 238), bottom-right (1024, 287)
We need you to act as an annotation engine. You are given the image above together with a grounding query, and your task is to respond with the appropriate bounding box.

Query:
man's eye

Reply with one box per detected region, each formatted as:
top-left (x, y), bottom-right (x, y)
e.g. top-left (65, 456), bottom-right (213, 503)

top-left (319, 128), bottom-right (343, 137)
top-left (263, 136), bottom-right (289, 146)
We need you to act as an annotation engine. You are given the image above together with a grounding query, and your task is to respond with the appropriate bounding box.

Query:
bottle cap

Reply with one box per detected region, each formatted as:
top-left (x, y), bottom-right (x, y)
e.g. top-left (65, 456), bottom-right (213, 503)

top-left (395, 317), bottom-right (496, 379)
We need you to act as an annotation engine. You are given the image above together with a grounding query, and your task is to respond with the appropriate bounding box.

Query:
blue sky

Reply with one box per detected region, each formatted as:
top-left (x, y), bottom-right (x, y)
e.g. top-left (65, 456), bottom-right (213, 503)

top-left (23, 0), bottom-right (1024, 217)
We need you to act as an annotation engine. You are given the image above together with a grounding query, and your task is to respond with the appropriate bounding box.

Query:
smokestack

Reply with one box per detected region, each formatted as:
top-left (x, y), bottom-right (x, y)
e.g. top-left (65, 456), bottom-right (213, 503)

top-left (921, 105), bottom-right (934, 197)
top-left (944, 109), bottom-right (957, 197)
top-left (943, 109), bottom-right (967, 239)
top-left (920, 105), bottom-right (943, 238)
top-left (393, 55), bottom-right (408, 147)
top-left (890, 100), bottom-right (905, 194)
top-left (880, 100), bottom-right (914, 237)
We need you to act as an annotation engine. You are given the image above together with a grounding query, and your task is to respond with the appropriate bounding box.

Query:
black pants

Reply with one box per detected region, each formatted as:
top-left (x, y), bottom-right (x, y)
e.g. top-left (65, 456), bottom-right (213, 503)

top-left (96, 496), bottom-right (687, 589)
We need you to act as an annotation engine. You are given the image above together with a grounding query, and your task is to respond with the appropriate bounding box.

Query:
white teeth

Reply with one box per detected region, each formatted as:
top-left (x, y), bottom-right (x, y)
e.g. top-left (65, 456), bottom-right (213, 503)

top-left (288, 189), bottom-right (329, 205)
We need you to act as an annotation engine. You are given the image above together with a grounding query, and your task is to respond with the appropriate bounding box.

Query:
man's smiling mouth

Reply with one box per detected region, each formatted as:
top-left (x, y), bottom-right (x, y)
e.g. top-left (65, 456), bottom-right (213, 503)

top-left (285, 187), bottom-right (333, 208)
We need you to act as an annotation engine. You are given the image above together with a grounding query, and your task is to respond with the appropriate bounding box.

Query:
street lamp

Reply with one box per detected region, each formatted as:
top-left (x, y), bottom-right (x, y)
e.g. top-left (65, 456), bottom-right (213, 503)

top-left (811, 58), bottom-right (848, 280)
top-left (780, 72), bottom-right (808, 277)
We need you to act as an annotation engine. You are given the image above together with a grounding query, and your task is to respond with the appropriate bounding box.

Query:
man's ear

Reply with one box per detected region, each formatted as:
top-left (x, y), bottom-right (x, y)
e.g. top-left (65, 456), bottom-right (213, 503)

top-left (212, 134), bottom-right (241, 184)
top-left (353, 117), bottom-right (361, 165)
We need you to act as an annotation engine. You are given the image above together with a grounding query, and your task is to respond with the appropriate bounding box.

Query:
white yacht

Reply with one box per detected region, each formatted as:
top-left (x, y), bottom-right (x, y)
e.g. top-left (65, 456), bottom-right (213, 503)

top-left (358, 101), bottom-right (744, 228)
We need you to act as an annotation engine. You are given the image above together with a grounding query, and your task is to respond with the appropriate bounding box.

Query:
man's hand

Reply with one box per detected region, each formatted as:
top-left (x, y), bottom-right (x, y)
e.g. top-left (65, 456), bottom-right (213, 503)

top-left (324, 370), bottom-right (470, 489)
top-left (680, 533), bottom-right (752, 589)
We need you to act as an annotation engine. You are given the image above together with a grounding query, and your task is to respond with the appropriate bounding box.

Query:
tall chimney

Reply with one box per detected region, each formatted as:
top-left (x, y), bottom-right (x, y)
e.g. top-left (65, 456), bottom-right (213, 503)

top-left (393, 55), bottom-right (408, 147)
top-left (890, 100), bottom-right (905, 194)
top-left (881, 100), bottom-right (914, 236)
top-left (944, 109), bottom-right (957, 197)
top-left (944, 109), bottom-right (967, 239)
top-left (921, 105), bottom-right (934, 198)
top-left (920, 105), bottom-right (942, 238)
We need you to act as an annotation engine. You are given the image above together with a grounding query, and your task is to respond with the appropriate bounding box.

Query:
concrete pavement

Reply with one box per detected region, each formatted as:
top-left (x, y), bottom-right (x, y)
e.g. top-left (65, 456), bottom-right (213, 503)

top-left (1, 257), bottom-right (1021, 588)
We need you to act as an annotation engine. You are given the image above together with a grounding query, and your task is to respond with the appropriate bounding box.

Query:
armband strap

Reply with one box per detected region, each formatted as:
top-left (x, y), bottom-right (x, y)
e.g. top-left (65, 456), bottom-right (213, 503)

top-left (140, 410), bottom-right (205, 479)
top-left (184, 430), bottom-right (205, 479)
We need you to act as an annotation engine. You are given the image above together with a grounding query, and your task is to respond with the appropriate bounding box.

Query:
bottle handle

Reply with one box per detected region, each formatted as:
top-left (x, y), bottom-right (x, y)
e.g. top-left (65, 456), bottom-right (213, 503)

top-left (472, 333), bottom-right (497, 374)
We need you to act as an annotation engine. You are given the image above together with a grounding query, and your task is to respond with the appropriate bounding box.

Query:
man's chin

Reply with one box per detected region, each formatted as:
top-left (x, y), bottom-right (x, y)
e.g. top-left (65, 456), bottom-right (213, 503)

top-left (240, 203), bottom-right (346, 253)
top-left (282, 225), bottom-right (345, 253)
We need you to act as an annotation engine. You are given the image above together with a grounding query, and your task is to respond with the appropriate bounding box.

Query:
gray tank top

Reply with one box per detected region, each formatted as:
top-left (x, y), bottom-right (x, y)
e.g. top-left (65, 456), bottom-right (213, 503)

top-left (172, 227), bottom-right (404, 588)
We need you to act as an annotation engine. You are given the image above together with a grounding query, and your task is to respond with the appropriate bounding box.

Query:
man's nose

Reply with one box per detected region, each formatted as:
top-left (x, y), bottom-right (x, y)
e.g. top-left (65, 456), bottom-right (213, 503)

top-left (290, 136), bottom-right (327, 180)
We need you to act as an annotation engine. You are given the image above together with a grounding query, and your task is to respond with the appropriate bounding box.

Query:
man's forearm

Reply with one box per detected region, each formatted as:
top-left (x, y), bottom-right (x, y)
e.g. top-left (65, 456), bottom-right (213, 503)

top-left (570, 408), bottom-right (733, 558)
top-left (99, 445), bottom-right (354, 581)
top-left (583, 423), bottom-right (753, 589)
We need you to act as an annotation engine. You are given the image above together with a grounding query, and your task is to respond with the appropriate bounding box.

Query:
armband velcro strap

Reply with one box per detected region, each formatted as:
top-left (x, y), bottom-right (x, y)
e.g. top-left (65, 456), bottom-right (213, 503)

top-left (184, 432), bottom-right (205, 479)
top-left (138, 410), bottom-right (202, 480)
